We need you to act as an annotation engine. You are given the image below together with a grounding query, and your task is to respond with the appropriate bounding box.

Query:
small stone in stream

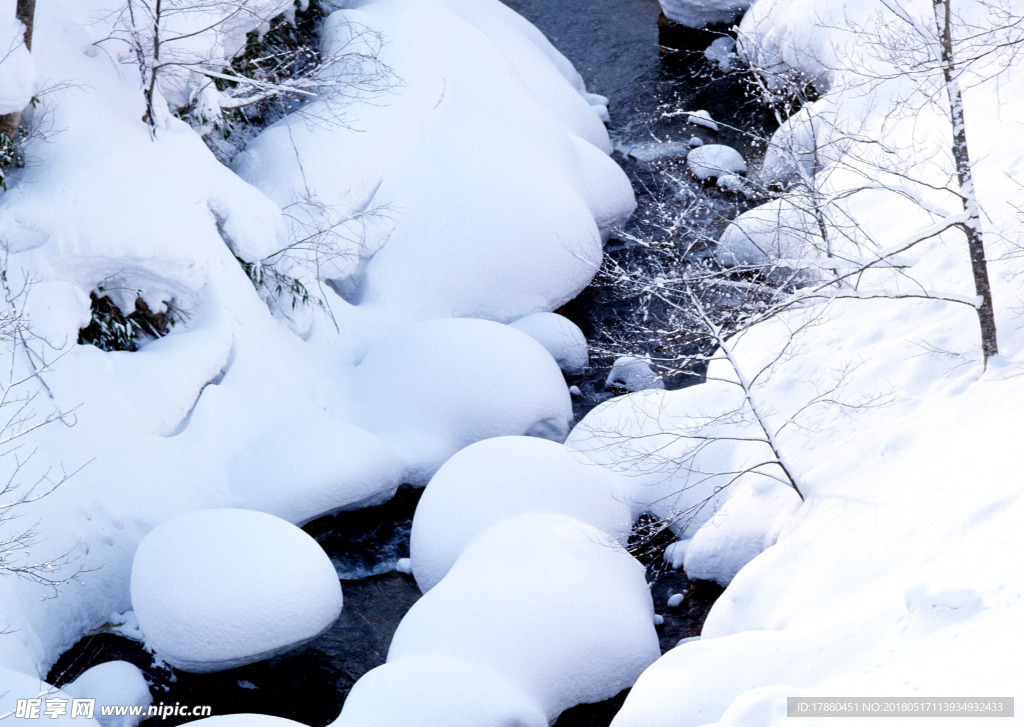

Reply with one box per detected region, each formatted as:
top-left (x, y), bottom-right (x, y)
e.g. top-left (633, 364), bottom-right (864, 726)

top-left (667, 593), bottom-right (686, 608)
top-left (689, 136), bottom-right (703, 147)
top-left (568, 385), bottom-right (582, 396)
top-left (653, 614), bottom-right (665, 626)
top-left (395, 558), bottom-right (413, 574)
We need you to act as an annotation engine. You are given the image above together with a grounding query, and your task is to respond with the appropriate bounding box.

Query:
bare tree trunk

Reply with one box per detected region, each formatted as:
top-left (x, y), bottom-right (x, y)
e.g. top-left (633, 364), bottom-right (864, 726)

top-left (934, 0), bottom-right (998, 367)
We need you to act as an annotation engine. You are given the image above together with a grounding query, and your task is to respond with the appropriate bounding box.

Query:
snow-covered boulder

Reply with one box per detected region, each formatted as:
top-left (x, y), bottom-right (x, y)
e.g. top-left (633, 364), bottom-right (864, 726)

top-left (760, 104), bottom-right (820, 187)
top-left (234, 0), bottom-right (635, 323)
top-left (568, 382), bottom-right (778, 535)
top-left (687, 109), bottom-right (720, 132)
top-left (63, 661), bottom-right (152, 727)
top-left (509, 312), bottom-right (589, 374)
top-left (409, 436), bottom-right (632, 592)
top-left (658, 0), bottom-right (752, 28)
top-left (704, 37), bottom-right (738, 71)
top-left (130, 509), bottom-right (342, 672)
top-left (352, 318), bottom-right (573, 485)
top-left (606, 355), bottom-right (665, 392)
top-left (331, 655), bottom-right (548, 727)
top-left (390, 513), bottom-right (660, 721)
top-left (687, 144), bottom-right (747, 181)
top-left (716, 197), bottom-right (823, 272)
top-left (683, 479), bottom-right (802, 586)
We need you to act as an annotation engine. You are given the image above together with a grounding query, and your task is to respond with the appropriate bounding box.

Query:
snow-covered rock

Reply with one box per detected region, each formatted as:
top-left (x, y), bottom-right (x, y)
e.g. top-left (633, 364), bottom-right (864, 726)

top-left (704, 36), bottom-right (738, 71)
top-left (606, 355), bottom-right (665, 392)
top-left (234, 0), bottom-right (635, 323)
top-left (623, 140), bottom-right (693, 162)
top-left (683, 479), bottom-right (802, 586)
top-left (510, 312), bottom-right (589, 374)
top-left (715, 197), bottom-right (823, 271)
top-left (351, 318), bottom-right (573, 485)
top-left (63, 661), bottom-right (152, 727)
top-left (658, 0), bottom-right (752, 28)
top-left (759, 104), bottom-right (819, 187)
top-left (409, 436), bottom-right (632, 592)
top-left (130, 509), bottom-right (342, 672)
top-left (686, 144), bottom-right (747, 181)
top-left (567, 382), bottom-right (780, 535)
top-left (687, 109), bottom-right (720, 131)
top-left (331, 655), bottom-right (548, 727)
top-left (390, 513), bottom-right (661, 721)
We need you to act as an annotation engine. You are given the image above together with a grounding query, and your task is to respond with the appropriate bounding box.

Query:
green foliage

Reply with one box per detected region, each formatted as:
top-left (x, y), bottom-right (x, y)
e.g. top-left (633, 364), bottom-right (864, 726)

top-left (77, 290), bottom-right (174, 352)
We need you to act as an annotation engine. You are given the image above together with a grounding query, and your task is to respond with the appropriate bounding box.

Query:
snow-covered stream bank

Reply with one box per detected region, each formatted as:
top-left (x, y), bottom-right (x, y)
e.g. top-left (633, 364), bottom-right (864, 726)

top-left (3, 0), bottom-right (1022, 725)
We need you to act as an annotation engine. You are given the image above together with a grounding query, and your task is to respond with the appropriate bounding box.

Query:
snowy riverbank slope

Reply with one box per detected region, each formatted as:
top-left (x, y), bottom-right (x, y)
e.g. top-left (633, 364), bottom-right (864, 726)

top-left (607, 0), bottom-right (1024, 723)
top-left (0, 0), bottom-right (631, 679)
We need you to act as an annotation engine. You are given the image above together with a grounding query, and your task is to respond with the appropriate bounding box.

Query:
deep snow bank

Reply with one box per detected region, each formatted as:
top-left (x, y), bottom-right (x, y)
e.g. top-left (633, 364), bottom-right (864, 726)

top-left (0, 0), bottom-right (632, 686)
top-left (608, 0), bottom-right (1024, 724)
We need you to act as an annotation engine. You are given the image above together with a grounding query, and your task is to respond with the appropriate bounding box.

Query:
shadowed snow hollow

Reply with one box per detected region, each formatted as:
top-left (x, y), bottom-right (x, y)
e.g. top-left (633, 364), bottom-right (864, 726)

top-left (130, 509), bottom-right (343, 672)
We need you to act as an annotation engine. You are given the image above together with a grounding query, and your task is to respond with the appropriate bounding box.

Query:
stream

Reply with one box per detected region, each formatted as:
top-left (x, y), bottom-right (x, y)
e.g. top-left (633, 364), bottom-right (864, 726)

top-left (49, 2), bottom-right (774, 724)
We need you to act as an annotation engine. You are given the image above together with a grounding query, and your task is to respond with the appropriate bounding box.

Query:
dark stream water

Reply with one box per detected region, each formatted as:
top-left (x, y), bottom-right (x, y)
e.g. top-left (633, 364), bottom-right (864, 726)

top-left (49, 2), bottom-right (771, 724)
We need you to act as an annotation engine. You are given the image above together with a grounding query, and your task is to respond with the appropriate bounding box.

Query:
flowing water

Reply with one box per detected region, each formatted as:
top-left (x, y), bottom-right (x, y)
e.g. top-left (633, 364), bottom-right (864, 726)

top-left (49, 2), bottom-right (772, 724)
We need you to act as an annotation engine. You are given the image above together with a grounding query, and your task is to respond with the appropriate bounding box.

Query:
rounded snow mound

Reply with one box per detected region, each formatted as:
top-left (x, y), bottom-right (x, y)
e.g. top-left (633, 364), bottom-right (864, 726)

top-left (63, 661), bottom-right (152, 727)
top-left (331, 654), bottom-right (548, 727)
top-left (687, 144), bottom-right (747, 181)
top-left (352, 318), bottom-right (573, 485)
top-left (410, 436), bottom-right (632, 592)
top-left (509, 312), bottom-right (589, 374)
top-left (659, 0), bottom-right (752, 28)
top-left (716, 198), bottom-right (823, 273)
top-left (606, 355), bottom-right (665, 392)
top-left (131, 509), bottom-right (343, 673)
top-left (391, 512), bottom-right (660, 721)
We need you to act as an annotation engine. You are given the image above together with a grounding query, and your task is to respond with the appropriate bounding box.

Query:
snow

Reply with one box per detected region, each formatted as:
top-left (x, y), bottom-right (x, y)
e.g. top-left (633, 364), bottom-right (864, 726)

top-left (606, 0), bottom-right (1024, 724)
top-left (330, 655), bottom-right (548, 727)
top-left (686, 109), bottom-right (719, 131)
top-left (605, 355), bottom-right (665, 391)
top-left (130, 509), bottom-right (343, 672)
top-left (704, 37), bottom-right (738, 72)
top-left (509, 312), bottom-right (589, 374)
top-left (715, 197), bottom-right (822, 270)
top-left (181, 718), bottom-right (308, 727)
top-left (686, 144), bottom-right (747, 181)
top-left (350, 318), bottom-right (574, 486)
top-left (568, 381), bottom-right (779, 536)
top-left (387, 513), bottom-right (661, 722)
top-left (658, 0), bottom-right (752, 29)
top-left (682, 479), bottom-right (802, 586)
top-left (62, 661), bottom-right (152, 727)
top-left (233, 0), bottom-right (634, 324)
top-left (0, 669), bottom-right (100, 725)
top-left (0, 1), bottom-right (33, 115)
top-left (409, 435), bottom-right (632, 592)
top-left (0, 0), bottom-right (624, 684)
